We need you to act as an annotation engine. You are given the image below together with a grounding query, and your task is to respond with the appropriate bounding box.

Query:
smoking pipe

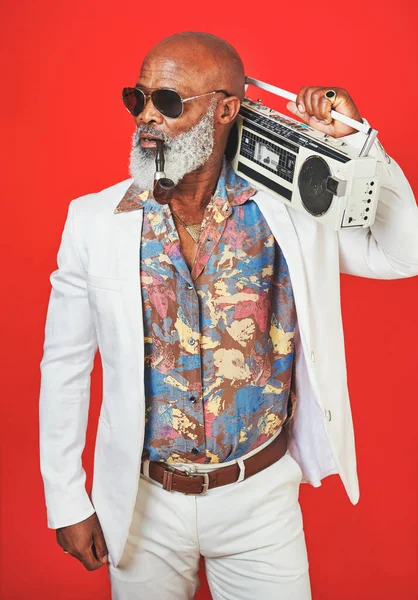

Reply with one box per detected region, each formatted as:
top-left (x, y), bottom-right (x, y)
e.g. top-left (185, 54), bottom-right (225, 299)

top-left (153, 140), bottom-right (175, 204)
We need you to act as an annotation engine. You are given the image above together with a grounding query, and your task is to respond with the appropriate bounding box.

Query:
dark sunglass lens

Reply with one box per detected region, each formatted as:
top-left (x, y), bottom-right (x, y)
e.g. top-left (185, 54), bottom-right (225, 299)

top-left (152, 89), bottom-right (183, 118)
top-left (122, 87), bottom-right (144, 116)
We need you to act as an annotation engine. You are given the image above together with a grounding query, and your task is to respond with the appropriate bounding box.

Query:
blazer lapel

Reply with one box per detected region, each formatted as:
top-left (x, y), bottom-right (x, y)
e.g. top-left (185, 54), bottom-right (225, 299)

top-left (112, 207), bottom-right (144, 282)
top-left (111, 183), bottom-right (146, 281)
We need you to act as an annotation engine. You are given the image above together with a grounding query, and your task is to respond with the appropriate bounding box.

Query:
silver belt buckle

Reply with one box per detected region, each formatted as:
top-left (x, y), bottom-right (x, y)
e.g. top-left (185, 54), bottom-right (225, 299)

top-left (184, 471), bottom-right (210, 496)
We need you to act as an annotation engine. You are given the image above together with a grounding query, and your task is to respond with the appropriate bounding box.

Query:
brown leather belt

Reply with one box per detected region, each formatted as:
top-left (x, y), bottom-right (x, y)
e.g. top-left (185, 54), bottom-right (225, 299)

top-left (140, 429), bottom-right (288, 495)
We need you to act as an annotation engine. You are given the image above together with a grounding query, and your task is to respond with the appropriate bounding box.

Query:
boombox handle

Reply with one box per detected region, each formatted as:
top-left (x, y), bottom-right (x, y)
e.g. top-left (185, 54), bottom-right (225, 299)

top-left (245, 77), bottom-right (378, 158)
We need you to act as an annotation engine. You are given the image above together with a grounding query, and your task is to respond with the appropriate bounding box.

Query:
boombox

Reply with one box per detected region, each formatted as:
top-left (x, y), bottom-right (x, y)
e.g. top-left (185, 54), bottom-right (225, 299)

top-left (229, 77), bottom-right (383, 230)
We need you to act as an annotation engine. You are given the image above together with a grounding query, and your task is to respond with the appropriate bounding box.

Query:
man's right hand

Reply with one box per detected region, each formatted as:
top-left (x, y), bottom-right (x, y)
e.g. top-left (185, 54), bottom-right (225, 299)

top-left (56, 512), bottom-right (109, 571)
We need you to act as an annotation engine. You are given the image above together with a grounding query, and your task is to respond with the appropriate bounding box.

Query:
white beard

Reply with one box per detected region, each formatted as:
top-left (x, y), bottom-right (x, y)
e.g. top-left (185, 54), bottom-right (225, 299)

top-left (129, 97), bottom-right (218, 190)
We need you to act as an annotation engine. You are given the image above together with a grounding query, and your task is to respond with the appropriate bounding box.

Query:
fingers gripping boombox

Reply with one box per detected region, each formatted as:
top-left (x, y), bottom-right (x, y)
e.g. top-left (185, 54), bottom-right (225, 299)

top-left (229, 77), bottom-right (383, 230)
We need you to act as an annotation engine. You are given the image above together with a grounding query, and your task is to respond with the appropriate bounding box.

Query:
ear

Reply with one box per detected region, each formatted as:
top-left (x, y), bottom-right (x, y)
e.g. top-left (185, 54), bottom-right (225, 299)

top-left (218, 96), bottom-right (241, 124)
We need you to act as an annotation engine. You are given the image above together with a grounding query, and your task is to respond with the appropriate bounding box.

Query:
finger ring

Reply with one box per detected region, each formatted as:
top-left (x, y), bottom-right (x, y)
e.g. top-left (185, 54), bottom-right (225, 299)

top-left (325, 89), bottom-right (336, 101)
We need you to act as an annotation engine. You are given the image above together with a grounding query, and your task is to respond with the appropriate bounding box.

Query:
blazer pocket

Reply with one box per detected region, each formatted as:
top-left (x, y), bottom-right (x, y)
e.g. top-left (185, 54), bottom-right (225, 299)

top-left (86, 274), bottom-right (123, 291)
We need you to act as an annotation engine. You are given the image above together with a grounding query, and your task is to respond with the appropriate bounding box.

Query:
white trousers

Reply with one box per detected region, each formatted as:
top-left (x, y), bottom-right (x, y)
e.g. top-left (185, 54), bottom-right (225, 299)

top-left (108, 450), bottom-right (312, 600)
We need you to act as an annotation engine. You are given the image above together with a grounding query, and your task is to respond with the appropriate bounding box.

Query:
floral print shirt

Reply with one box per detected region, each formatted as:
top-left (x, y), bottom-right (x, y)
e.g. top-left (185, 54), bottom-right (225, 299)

top-left (115, 158), bottom-right (297, 464)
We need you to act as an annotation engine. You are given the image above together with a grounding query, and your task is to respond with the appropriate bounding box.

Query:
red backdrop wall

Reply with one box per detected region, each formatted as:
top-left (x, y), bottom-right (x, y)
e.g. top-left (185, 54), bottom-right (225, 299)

top-left (1, 0), bottom-right (417, 598)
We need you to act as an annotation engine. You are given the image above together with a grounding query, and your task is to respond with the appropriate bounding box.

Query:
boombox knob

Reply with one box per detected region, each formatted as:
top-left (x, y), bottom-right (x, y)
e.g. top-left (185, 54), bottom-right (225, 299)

top-left (326, 177), bottom-right (347, 197)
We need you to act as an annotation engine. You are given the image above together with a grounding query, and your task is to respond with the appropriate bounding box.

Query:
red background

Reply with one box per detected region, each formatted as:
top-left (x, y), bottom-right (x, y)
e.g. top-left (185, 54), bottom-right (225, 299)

top-left (1, 0), bottom-right (417, 598)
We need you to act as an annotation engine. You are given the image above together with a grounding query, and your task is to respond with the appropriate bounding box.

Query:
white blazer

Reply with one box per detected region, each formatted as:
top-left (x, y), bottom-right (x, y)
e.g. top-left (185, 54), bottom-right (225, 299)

top-left (39, 130), bottom-right (418, 567)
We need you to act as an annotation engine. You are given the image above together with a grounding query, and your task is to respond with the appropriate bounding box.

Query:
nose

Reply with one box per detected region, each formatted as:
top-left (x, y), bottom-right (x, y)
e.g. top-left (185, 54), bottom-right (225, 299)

top-left (134, 95), bottom-right (164, 126)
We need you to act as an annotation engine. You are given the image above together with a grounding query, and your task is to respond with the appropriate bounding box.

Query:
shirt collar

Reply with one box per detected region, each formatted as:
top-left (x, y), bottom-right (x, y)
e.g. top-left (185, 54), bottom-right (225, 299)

top-left (114, 184), bottom-right (150, 214)
top-left (113, 157), bottom-right (256, 215)
top-left (216, 156), bottom-right (257, 208)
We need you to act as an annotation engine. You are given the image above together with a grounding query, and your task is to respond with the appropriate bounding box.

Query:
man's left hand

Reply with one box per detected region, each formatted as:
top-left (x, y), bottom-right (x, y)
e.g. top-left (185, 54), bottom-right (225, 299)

top-left (286, 86), bottom-right (362, 138)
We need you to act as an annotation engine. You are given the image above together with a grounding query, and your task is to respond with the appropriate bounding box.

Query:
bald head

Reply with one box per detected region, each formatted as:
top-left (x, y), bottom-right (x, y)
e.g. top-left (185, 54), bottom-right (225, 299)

top-left (143, 32), bottom-right (246, 100)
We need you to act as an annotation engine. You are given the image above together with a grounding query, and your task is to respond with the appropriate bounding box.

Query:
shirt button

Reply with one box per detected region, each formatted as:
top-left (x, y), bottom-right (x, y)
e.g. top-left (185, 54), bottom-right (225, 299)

top-left (189, 396), bottom-right (197, 403)
top-left (189, 338), bottom-right (196, 346)
top-left (187, 283), bottom-right (194, 290)
top-left (311, 351), bottom-right (315, 363)
top-left (325, 409), bottom-right (332, 422)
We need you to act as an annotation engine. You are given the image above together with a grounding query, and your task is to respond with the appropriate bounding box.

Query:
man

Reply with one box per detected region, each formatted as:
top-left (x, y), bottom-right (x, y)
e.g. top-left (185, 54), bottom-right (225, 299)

top-left (39, 31), bottom-right (418, 600)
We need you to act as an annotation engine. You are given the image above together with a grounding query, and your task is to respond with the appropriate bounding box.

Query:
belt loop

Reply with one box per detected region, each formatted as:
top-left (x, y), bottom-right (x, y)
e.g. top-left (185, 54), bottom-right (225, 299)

top-left (162, 469), bottom-right (174, 492)
top-left (236, 458), bottom-right (246, 483)
top-left (142, 459), bottom-right (150, 479)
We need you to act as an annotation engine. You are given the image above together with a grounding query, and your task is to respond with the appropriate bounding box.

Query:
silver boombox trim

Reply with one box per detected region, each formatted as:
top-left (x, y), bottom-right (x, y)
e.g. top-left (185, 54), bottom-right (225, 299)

top-left (230, 77), bottom-right (382, 230)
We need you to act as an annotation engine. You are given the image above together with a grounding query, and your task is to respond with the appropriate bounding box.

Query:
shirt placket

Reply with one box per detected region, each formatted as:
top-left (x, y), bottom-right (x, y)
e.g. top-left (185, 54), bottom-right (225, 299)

top-left (192, 196), bottom-right (232, 282)
top-left (144, 203), bottom-right (207, 460)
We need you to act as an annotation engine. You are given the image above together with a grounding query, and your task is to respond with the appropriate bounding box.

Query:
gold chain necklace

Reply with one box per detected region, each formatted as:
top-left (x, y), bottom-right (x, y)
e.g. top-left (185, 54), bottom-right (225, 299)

top-left (170, 209), bottom-right (202, 244)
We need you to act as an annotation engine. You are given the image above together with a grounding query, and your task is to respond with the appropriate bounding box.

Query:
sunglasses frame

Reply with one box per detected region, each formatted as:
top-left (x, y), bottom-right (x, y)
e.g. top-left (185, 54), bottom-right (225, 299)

top-left (122, 86), bottom-right (231, 119)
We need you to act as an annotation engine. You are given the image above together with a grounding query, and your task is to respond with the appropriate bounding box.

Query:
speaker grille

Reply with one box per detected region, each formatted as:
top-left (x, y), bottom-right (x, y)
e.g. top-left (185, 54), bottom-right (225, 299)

top-left (298, 156), bottom-right (334, 216)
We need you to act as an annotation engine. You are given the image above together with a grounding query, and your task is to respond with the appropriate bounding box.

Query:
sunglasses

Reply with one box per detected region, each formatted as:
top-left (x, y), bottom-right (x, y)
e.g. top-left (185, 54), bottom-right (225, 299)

top-left (121, 86), bottom-right (231, 119)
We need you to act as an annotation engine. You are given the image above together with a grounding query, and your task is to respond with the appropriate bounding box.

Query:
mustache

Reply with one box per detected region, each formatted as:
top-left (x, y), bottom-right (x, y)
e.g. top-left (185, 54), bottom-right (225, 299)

top-left (134, 125), bottom-right (171, 145)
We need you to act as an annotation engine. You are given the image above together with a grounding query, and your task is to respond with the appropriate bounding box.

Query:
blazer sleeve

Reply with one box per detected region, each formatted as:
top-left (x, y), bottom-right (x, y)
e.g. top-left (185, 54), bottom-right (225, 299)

top-left (39, 199), bottom-right (98, 529)
top-left (338, 122), bottom-right (418, 279)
